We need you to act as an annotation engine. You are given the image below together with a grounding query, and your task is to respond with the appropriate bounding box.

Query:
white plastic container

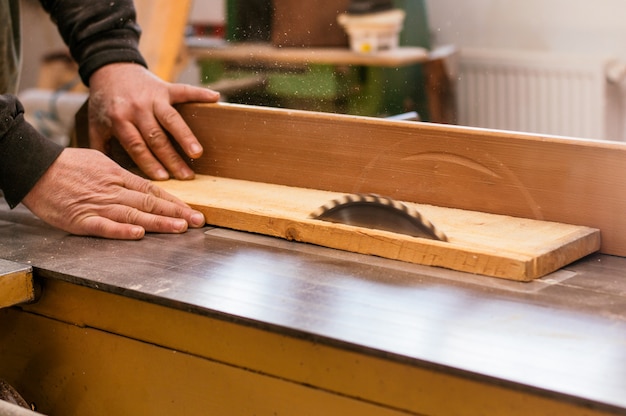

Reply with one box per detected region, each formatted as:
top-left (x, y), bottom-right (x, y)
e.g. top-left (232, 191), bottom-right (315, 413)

top-left (337, 9), bottom-right (406, 54)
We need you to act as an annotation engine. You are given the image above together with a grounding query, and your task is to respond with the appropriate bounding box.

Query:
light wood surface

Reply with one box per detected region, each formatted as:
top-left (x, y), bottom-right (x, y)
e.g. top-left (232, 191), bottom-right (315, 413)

top-left (134, 0), bottom-right (191, 81)
top-left (0, 259), bottom-right (34, 309)
top-left (170, 103), bottom-right (626, 256)
top-left (157, 175), bottom-right (599, 281)
top-left (187, 42), bottom-right (429, 67)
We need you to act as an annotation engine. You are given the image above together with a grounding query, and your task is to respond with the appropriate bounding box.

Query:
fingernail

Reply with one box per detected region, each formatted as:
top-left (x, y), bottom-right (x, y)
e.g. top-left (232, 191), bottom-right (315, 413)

top-left (174, 219), bottom-right (188, 232)
top-left (190, 143), bottom-right (203, 156)
top-left (131, 226), bottom-right (145, 239)
top-left (190, 212), bottom-right (205, 227)
top-left (172, 165), bottom-right (194, 180)
top-left (155, 169), bottom-right (169, 180)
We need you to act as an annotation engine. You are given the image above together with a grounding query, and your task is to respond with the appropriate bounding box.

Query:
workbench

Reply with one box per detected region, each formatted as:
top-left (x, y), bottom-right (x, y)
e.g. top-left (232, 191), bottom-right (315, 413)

top-left (5, 102), bottom-right (626, 415)
top-left (0, 203), bottom-right (625, 415)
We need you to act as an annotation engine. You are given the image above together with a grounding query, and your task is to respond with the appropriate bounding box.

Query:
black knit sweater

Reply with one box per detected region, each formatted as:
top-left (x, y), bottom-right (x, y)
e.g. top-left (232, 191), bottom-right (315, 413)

top-left (0, 0), bottom-right (147, 208)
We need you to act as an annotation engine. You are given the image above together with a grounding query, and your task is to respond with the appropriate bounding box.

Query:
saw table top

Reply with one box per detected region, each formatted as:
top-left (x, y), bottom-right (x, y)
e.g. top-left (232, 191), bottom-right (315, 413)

top-left (1, 204), bottom-right (625, 413)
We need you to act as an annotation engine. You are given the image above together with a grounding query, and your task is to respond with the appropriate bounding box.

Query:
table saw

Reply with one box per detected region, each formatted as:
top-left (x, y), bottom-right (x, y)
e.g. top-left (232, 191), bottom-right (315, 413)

top-left (1, 103), bottom-right (626, 415)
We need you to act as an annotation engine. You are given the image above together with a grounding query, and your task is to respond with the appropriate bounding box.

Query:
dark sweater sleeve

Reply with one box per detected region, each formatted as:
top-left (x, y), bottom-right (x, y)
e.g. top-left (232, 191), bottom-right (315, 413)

top-left (38, 0), bottom-right (148, 86)
top-left (0, 94), bottom-right (64, 208)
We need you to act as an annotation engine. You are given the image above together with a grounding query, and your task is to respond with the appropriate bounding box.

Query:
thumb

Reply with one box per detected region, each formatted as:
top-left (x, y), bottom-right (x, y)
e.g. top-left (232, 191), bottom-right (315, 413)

top-left (169, 83), bottom-right (220, 104)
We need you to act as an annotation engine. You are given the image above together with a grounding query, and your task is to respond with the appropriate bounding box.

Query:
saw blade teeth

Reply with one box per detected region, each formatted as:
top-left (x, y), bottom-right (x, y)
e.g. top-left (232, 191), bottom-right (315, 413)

top-left (365, 194), bottom-right (448, 242)
top-left (409, 206), bottom-right (448, 242)
top-left (308, 194), bottom-right (352, 219)
top-left (309, 192), bottom-right (448, 242)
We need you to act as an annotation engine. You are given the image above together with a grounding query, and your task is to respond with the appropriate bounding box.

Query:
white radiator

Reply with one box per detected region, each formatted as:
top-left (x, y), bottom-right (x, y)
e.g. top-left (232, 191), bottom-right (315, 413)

top-left (457, 48), bottom-right (625, 141)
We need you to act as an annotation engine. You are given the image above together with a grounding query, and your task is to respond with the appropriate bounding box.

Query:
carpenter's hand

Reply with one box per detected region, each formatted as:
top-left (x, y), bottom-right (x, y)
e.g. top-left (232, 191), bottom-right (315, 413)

top-left (87, 63), bottom-right (220, 181)
top-left (22, 148), bottom-right (206, 239)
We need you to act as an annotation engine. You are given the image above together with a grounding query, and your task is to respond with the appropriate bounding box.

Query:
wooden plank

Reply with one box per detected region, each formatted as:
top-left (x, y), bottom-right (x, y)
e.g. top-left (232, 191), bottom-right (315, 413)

top-left (134, 0), bottom-right (191, 81)
top-left (157, 175), bottom-right (599, 281)
top-left (171, 103), bottom-right (626, 256)
top-left (0, 260), bottom-right (34, 309)
top-left (187, 43), bottom-right (429, 67)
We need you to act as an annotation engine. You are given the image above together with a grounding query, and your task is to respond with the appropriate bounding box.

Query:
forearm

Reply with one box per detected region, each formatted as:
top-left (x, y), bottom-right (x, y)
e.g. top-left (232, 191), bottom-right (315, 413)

top-left (38, 0), bottom-right (147, 86)
top-left (0, 94), bottom-right (64, 208)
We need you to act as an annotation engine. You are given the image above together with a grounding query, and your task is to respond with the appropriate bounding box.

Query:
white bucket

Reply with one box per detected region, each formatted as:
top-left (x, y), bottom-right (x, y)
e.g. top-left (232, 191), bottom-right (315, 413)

top-left (337, 9), bottom-right (405, 54)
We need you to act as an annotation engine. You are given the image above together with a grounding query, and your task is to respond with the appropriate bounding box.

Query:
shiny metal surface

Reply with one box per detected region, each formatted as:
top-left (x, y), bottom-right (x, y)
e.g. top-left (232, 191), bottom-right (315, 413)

top-left (1, 204), bottom-right (626, 412)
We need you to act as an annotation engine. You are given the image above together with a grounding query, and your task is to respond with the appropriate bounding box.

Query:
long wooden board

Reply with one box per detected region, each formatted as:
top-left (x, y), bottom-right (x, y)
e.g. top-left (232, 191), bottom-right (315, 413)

top-left (169, 103), bottom-right (626, 257)
top-left (134, 0), bottom-right (191, 81)
top-left (157, 175), bottom-right (599, 281)
top-left (187, 43), bottom-right (429, 68)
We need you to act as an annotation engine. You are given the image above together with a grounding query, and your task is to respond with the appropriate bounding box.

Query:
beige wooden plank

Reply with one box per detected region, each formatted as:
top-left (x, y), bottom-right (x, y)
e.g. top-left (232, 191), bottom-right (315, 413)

top-left (134, 0), bottom-right (191, 81)
top-left (187, 43), bottom-right (429, 67)
top-left (0, 260), bottom-right (34, 309)
top-left (171, 103), bottom-right (626, 256)
top-left (157, 175), bottom-right (599, 281)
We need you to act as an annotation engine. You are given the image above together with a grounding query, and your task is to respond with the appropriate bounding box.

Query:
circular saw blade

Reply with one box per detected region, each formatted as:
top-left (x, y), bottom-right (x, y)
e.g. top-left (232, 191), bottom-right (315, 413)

top-left (309, 194), bottom-right (448, 241)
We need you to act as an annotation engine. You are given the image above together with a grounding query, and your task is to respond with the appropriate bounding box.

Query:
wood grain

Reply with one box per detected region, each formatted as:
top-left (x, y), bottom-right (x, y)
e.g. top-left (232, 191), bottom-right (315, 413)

top-left (170, 103), bottom-right (626, 256)
top-left (157, 175), bottom-right (599, 281)
top-left (134, 0), bottom-right (191, 81)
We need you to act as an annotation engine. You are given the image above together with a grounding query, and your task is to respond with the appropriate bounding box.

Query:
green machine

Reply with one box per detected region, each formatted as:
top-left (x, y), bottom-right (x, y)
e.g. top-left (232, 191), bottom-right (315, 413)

top-left (203, 0), bottom-right (431, 119)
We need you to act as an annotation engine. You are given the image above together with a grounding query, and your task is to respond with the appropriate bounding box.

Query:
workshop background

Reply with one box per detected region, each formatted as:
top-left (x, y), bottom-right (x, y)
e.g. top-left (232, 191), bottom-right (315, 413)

top-left (4, 2), bottom-right (626, 415)
top-left (18, 0), bottom-right (626, 141)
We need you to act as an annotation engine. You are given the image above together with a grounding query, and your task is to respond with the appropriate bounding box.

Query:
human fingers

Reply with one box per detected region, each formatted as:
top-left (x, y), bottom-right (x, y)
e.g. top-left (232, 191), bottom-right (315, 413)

top-left (154, 99), bottom-right (203, 158)
top-left (120, 174), bottom-right (206, 228)
top-left (133, 107), bottom-right (197, 180)
top-left (83, 203), bottom-right (189, 234)
top-left (76, 201), bottom-right (197, 240)
top-left (86, 85), bottom-right (187, 180)
top-left (22, 147), bottom-right (205, 239)
top-left (168, 83), bottom-right (220, 104)
top-left (73, 189), bottom-right (204, 238)
top-left (113, 119), bottom-right (174, 180)
top-left (77, 215), bottom-right (147, 240)
top-left (162, 84), bottom-right (220, 159)
top-left (153, 84), bottom-right (219, 160)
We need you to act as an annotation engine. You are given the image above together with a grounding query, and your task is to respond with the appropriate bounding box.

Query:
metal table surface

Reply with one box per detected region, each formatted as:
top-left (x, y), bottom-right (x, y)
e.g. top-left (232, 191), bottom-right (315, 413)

top-left (1, 204), bottom-right (626, 413)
